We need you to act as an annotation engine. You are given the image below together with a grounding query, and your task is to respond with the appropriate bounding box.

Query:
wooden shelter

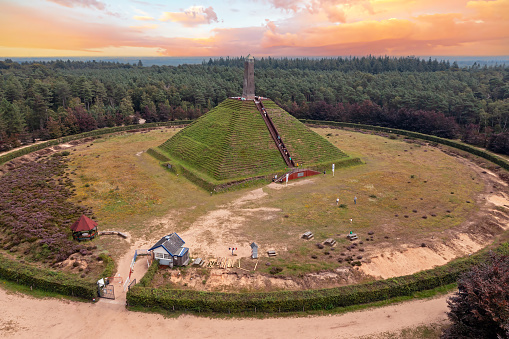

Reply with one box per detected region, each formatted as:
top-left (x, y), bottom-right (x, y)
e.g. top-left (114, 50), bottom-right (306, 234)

top-left (148, 233), bottom-right (190, 267)
top-left (71, 215), bottom-right (98, 241)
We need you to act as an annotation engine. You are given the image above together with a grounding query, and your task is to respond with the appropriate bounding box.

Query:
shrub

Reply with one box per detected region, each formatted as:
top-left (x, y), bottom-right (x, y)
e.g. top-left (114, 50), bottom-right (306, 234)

top-left (126, 243), bottom-right (502, 314)
top-left (442, 251), bottom-right (509, 338)
top-left (0, 155), bottom-right (89, 262)
top-left (0, 254), bottom-right (96, 299)
top-left (138, 260), bottom-right (159, 287)
top-left (270, 267), bottom-right (283, 274)
top-left (99, 253), bottom-right (115, 278)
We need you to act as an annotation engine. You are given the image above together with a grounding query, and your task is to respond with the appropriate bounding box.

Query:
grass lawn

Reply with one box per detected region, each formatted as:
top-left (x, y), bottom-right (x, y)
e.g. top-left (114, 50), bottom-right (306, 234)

top-left (68, 126), bottom-right (483, 272)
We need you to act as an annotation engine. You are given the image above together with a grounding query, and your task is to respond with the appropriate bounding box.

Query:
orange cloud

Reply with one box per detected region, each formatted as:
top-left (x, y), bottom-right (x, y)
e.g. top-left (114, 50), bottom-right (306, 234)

top-left (267, 0), bottom-right (375, 22)
top-left (47, 0), bottom-right (105, 10)
top-left (258, 5), bottom-right (509, 57)
top-left (133, 15), bottom-right (155, 21)
top-left (0, 4), bottom-right (153, 52)
top-left (268, 0), bottom-right (304, 12)
top-left (467, 0), bottom-right (509, 20)
top-left (1, 0), bottom-right (508, 57)
top-left (156, 27), bottom-right (268, 56)
top-left (160, 6), bottom-right (218, 27)
top-left (130, 24), bottom-right (158, 30)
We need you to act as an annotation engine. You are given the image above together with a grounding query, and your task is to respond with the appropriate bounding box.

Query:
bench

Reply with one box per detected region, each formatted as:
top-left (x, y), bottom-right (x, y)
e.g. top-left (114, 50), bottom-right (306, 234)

top-left (324, 238), bottom-right (336, 246)
top-left (302, 231), bottom-right (314, 240)
top-left (347, 233), bottom-right (358, 241)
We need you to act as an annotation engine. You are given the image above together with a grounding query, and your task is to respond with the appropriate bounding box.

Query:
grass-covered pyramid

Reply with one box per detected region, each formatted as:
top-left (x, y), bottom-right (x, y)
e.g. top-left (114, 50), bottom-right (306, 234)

top-left (150, 98), bottom-right (360, 191)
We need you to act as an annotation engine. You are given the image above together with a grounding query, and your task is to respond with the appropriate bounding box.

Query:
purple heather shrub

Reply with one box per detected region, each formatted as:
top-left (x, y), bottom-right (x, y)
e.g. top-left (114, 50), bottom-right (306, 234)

top-left (0, 156), bottom-right (90, 262)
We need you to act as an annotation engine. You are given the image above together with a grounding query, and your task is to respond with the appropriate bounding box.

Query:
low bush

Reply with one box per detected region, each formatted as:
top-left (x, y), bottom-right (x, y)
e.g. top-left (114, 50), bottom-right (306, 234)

top-left (0, 120), bottom-right (190, 166)
top-left (302, 120), bottom-right (509, 172)
top-left (442, 251), bottom-right (509, 339)
top-left (0, 254), bottom-right (96, 299)
top-left (99, 253), bottom-right (115, 278)
top-left (126, 244), bottom-right (501, 313)
top-left (138, 259), bottom-right (159, 287)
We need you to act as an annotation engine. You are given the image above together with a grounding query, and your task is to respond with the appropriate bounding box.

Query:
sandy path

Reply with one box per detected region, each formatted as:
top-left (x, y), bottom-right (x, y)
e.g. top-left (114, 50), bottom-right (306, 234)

top-left (0, 287), bottom-right (450, 339)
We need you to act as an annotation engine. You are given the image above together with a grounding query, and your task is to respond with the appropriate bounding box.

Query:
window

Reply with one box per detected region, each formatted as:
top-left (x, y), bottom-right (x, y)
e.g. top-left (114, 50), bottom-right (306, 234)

top-left (155, 252), bottom-right (171, 260)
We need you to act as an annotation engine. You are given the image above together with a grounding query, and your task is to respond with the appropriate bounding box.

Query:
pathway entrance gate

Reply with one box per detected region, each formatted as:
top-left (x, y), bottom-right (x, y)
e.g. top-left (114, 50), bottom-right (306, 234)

top-left (98, 284), bottom-right (115, 300)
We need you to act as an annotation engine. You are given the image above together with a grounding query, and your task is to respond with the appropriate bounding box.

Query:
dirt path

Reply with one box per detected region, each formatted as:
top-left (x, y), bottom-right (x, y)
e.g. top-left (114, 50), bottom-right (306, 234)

top-left (0, 141), bottom-right (47, 157)
top-left (0, 287), bottom-right (450, 338)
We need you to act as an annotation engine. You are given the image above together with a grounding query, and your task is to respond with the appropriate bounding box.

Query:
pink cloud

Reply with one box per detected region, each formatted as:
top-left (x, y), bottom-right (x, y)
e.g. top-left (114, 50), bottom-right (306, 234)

top-left (2, 1), bottom-right (508, 57)
top-left (0, 4), bottom-right (154, 52)
top-left (133, 15), bottom-right (155, 21)
top-left (160, 6), bottom-right (219, 27)
top-left (130, 24), bottom-right (159, 31)
top-left (268, 0), bottom-right (304, 12)
top-left (326, 6), bottom-right (346, 23)
top-left (265, 19), bottom-right (277, 33)
top-left (266, 0), bottom-right (375, 22)
top-left (47, 0), bottom-right (105, 10)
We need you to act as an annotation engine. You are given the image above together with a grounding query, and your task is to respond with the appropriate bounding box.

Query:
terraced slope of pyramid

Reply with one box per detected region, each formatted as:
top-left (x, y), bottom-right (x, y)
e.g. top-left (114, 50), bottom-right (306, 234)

top-left (263, 100), bottom-right (348, 166)
top-left (157, 99), bottom-right (285, 181)
top-left (156, 98), bottom-right (353, 183)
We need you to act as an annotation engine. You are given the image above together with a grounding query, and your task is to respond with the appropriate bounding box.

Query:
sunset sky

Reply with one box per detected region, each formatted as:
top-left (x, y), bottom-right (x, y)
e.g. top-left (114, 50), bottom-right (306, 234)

top-left (0, 0), bottom-right (508, 57)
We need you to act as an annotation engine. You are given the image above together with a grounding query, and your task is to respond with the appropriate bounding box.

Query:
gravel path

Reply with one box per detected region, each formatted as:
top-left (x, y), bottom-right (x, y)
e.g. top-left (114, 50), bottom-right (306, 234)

top-left (0, 287), bottom-right (450, 339)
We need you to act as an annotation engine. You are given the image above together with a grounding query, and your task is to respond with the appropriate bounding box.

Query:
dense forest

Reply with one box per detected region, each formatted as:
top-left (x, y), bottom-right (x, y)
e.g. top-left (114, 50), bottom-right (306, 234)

top-left (0, 56), bottom-right (508, 154)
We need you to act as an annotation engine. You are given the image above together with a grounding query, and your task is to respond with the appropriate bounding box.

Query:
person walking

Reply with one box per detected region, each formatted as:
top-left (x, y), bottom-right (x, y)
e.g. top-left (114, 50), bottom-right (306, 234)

top-left (336, 198), bottom-right (339, 205)
top-left (354, 196), bottom-right (357, 205)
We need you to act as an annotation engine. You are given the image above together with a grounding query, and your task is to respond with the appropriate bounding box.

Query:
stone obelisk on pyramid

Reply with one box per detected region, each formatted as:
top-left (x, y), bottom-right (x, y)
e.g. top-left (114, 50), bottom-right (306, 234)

top-left (242, 54), bottom-right (255, 100)
top-left (150, 53), bottom-right (359, 191)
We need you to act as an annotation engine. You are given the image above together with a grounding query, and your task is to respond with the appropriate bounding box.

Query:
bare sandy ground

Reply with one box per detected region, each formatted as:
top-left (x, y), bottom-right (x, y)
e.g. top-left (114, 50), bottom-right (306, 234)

top-left (0, 287), bottom-right (450, 339)
top-left (359, 233), bottom-right (486, 279)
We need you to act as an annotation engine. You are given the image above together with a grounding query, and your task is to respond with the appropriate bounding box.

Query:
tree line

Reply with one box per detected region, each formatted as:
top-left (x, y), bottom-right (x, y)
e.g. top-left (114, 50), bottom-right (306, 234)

top-left (0, 56), bottom-right (507, 154)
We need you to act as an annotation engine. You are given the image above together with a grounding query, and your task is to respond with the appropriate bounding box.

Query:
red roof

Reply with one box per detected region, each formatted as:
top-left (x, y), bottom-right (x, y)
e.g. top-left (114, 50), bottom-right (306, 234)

top-left (70, 215), bottom-right (98, 232)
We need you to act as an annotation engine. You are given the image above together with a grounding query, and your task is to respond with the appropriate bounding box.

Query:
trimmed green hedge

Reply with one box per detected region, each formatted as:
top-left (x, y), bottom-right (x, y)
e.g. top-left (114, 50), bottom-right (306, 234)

top-left (126, 248), bottom-right (490, 313)
top-left (0, 120), bottom-right (190, 165)
top-left (146, 148), bottom-right (171, 162)
top-left (99, 253), bottom-right (116, 279)
top-left (138, 259), bottom-right (159, 287)
top-left (0, 121), bottom-right (192, 299)
top-left (0, 254), bottom-right (97, 299)
top-left (2, 119), bottom-right (508, 305)
top-left (308, 157), bottom-right (363, 173)
top-left (302, 120), bottom-right (509, 171)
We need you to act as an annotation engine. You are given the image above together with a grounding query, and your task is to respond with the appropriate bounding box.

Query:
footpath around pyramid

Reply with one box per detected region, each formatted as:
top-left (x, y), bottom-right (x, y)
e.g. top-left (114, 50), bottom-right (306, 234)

top-left (149, 97), bottom-right (361, 192)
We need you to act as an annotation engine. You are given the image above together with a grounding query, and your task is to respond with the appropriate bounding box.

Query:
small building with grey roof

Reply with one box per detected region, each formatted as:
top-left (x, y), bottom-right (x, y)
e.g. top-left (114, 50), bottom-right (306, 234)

top-left (148, 233), bottom-right (190, 267)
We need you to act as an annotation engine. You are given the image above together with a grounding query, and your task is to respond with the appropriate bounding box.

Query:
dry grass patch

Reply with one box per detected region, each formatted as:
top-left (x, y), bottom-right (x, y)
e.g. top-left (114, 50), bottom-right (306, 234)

top-left (69, 127), bottom-right (487, 277)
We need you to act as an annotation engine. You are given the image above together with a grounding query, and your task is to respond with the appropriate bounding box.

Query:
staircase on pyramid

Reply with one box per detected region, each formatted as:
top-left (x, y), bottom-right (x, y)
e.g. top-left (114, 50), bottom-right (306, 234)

top-left (149, 55), bottom-right (361, 191)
